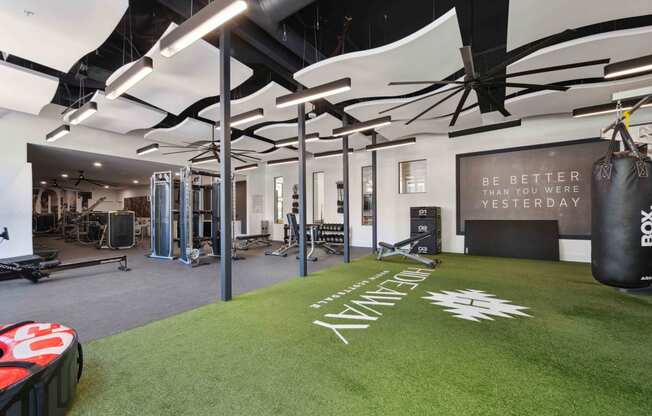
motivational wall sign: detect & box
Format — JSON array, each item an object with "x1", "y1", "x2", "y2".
[{"x1": 456, "y1": 139, "x2": 611, "y2": 239}]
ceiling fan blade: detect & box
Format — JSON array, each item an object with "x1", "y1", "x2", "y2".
[
  {"x1": 485, "y1": 29, "x2": 576, "y2": 78},
  {"x1": 163, "y1": 149, "x2": 204, "y2": 155},
  {"x1": 476, "y1": 88, "x2": 511, "y2": 117},
  {"x1": 500, "y1": 82, "x2": 569, "y2": 92},
  {"x1": 405, "y1": 87, "x2": 464, "y2": 125},
  {"x1": 232, "y1": 154, "x2": 248, "y2": 163},
  {"x1": 74, "y1": 178, "x2": 81, "y2": 186},
  {"x1": 379, "y1": 86, "x2": 467, "y2": 115},
  {"x1": 492, "y1": 58, "x2": 611, "y2": 80},
  {"x1": 388, "y1": 81, "x2": 465, "y2": 86},
  {"x1": 189, "y1": 150, "x2": 210, "y2": 162},
  {"x1": 213, "y1": 149, "x2": 221, "y2": 164},
  {"x1": 449, "y1": 89, "x2": 472, "y2": 127},
  {"x1": 460, "y1": 46, "x2": 476, "y2": 79},
  {"x1": 86, "y1": 179, "x2": 107, "y2": 188}
]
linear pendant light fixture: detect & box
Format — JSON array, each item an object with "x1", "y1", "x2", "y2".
[
  {"x1": 332, "y1": 116, "x2": 392, "y2": 137},
  {"x1": 159, "y1": 0, "x2": 248, "y2": 58},
  {"x1": 572, "y1": 100, "x2": 652, "y2": 118},
  {"x1": 68, "y1": 101, "x2": 98, "y2": 125},
  {"x1": 136, "y1": 143, "x2": 160, "y2": 155},
  {"x1": 45, "y1": 125, "x2": 71, "y2": 142},
  {"x1": 366, "y1": 137, "x2": 416, "y2": 151},
  {"x1": 234, "y1": 163, "x2": 258, "y2": 172},
  {"x1": 215, "y1": 108, "x2": 265, "y2": 129},
  {"x1": 276, "y1": 78, "x2": 351, "y2": 108},
  {"x1": 313, "y1": 148, "x2": 354, "y2": 159},
  {"x1": 275, "y1": 132, "x2": 320, "y2": 147},
  {"x1": 267, "y1": 157, "x2": 299, "y2": 166},
  {"x1": 448, "y1": 119, "x2": 522, "y2": 138},
  {"x1": 106, "y1": 57, "x2": 153, "y2": 99},
  {"x1": 604, "y1": 54, "x2": 652, "y2": 79},
  {"x1": 193, "y1": 155, "x2": 218, "y2": 165}
]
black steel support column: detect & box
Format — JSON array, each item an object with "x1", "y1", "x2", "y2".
[
  {"x1": 342, "y1": 116, "x2": 350, "y2": 263},
  {"x1": 371, "y1": 132, "x2": 378, "y2": 253},
  {"x1": 219, "y1": 27, "x2": 232, "y2": 301},
  {"x1": 297, "y1": 103, "x2": 307, "y2": 277}
]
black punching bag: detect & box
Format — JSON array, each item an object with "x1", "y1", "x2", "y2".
[{"x1": 592, "y1": 122, "x2": 652, "y2": 288}]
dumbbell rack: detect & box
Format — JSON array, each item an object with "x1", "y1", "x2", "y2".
[{"x1": 318, "y1": 223, "x2": 345, "y2": 245}]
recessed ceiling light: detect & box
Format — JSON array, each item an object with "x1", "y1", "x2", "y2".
[
  {"x1": 93, "y1": 162, "x2": 102, "y2": 167},
  {"x1": 61, "y1": 173, "x2": 69, "y2": 178},
  {"x1": 175, "y1": 172, "x2": 180, "y2": 176},
  {"x1": 40, "y1": 180, "x2": 47, "y2": 185},
  {"x1": 104, "y1": 185, "x2": 110, "y2": 189},
  {"x1": 133, "y1": 180, "x2": 139, "y2": 184}
]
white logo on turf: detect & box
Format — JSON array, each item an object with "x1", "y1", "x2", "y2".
[{"x1": 422, "y1": 289, "x2": 531, "y2": 322}]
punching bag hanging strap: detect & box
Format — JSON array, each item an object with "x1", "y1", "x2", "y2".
[{"x1": 616, "y1": 122, "x2": 648, "y2": 178}]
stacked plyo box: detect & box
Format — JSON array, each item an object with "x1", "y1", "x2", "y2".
[{"x1": 409, "y1": 206, "x2": 441, "y2": 255}]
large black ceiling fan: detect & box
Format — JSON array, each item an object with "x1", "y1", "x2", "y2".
[
  {"x1": 159, "y1": 128, "x2": 263, "y2": 165},
  {"x1": 73, "y1": 170, "x2": 110, "y2": 188},
  {"x1": 384, "y1": 30, "x2": 610, "y2": 127}
]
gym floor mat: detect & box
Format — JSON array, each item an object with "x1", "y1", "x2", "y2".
[{"x1": 69, "y1": 254, "x2": 652, "y2": 415}]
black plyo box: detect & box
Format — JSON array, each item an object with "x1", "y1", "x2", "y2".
[{"x1": 409, "y1": 206, "x2": 442, "y2": 255}]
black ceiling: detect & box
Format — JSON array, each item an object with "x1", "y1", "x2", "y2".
[{"x1": 6, "y1": 0, "x2": 652, "y2": 130}]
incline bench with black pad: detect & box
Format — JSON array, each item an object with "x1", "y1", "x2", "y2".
[
  {"x1": 377, "y1": 231, "x2": 439, "y2": 268},
  {"x1": 236, "y1": 233, "x2": 272, "y2": 250}
]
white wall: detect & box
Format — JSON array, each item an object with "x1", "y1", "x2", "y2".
[
  {"x1": 0, "y1": 105, "x2": 189, "y2": 258},
  {"x1": 243, "y1": 114, "x2": 623, "y2": 263}
]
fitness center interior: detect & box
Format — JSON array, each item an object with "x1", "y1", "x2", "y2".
[{"x1": 1, "y1": 1, "x2": 651, "y2": 415}]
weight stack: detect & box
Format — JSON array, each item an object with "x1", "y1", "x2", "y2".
[
  {"x1": 108, "y1": 211, "x2": 136, "y2": 249},
  {"x1": 409, "y1": 207, "x2": 441, "y2": 255}
]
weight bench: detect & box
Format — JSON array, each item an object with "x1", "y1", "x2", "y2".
[
  {"x1": 236, "y1": 233, "x2": 272, "y2": 250},
  {"x1": 377, "y1": 231, "x2": 439, "y2": 268}
]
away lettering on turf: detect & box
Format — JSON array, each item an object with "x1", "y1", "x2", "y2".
[{"x1": 313, "y1": 268, "x2": 433, "y2": 345}]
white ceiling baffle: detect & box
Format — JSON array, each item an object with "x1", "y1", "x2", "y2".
[
  {"x1": 231, "y1": 135, "x2": 275, "y2": 153},
  {"x1": 62, "y1": 91, "x2": 167, "y2": 134},
  {"x1": 144, "y1": 117, "x2": 217, "y2": 146},
  {"x1": 507, "y1": 26, "x2": 652, "y2": 87},
  {"x1": 293, "y1": 8, "x2": 464, "y2": 104},
  {"x1": 507, "y1": 0, "x2": 652, "y2": 51},
  {"x1": 257, "y1": 147, "x2": 298, "y2": 161},
  {"x1": 105, "y1": 23, "x2": 253, "y2": 115},
  {"x1": 0, "y1": 0, "x2": 128, "y2": 72},
  {"x1": 254, "y1": 113, "x2": 370, "y2": 153},
  {"x1": 199, "y1": 81, "x2": 314, "y2": 129},
  {"x1": 505, "y1": 74, "x2": 652, "y2": 119},
  {"x1": 0, "y1": 60, "x2": 58, "y2": 115},
  {"x1": 344, "y1": 86, "x2": 482, "y2": 138}
]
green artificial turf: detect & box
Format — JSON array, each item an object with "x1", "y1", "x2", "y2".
[{"x1": 70, "y1": 254, "x2": 652, "y2": 415}]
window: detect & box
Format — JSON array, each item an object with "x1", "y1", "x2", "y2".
[
  {"x1": 274, "y1": 177, "x2": 284, "y2": 224},
  {"x1": 361, "y1": 166, "x2": 373, "y2": 225},
  {"x1": 313, "y1": 172, "x2": 325, "y2": 223},
  {"x1": 399, "y1": 159, "x2": 427, "y2": 194}
]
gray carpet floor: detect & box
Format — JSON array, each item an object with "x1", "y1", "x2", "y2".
[{"x1": 1, "y1": 237, "x2": 370, "y2": 342}]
